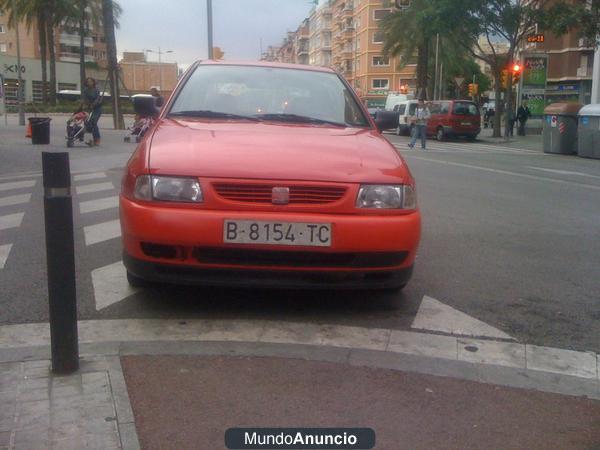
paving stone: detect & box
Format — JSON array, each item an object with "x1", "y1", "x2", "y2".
[
  {"x1": 0, "y1": 430, "x2": 10, "y2": 446},
  {"x1": 13, "y1": 427, "x2": 49, "y2": 449}
]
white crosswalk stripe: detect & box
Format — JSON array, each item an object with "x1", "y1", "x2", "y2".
[
  {"x1": 0, "y1": 193, "x2": 32, "y2": 207},
  {"x1": 394, "y1": 140, "x2": 541, "y2": 155},
  {"x1": 75, "y1": 182, "x2": 115, "y2": 195},
  {"x1": 0, "y1": 213, "x2": 25, "y2": 231},
  {"x1": 0, "y1": 180, "x2": 36, "y2": 192},
  {"x1": 73, "y1": 172, "x2": 108, "y2": 182},
  {"x1": 91, "y1": 261, "x2": 139, "y2": 310},
  {"x1": 0, "y1": 244, "x2": 12, "y2": 269},
  {"x1": 84, "y1": 219, "x2": 121, "y2": 246},
  {"x1": 80, "y1": 196, "x2": 119, "y2": 214}
]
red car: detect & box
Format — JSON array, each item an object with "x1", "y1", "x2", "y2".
[
  {"x1": 427, "y1": 100, "x2": 481, "y2": 141},
  {"x1": 120, "y1": 61, "x2": 421, "y2": 290}
]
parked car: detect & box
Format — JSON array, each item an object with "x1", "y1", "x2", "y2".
[
  {"x1": 120, "y1": 60, "x2": 421, "y2": 291},
  {"x1": 393, "y1": 100, "x2": 419, "y2": 136},
  {"x1": 426, "y1": 100, "x2": 481, "y2": 141}
]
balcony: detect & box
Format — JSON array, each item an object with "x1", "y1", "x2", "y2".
[
  {"x1": 60, "y1": 52, "x2": 96, "y2": 63},
  {"x1": 60, "y1": 33, "x2": 93, "y2": 47},
  {"x1": 297, "y1": 47, "x2": 309, "y2": 56}
]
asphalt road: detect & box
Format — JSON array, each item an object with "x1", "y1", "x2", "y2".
[{"x1": 1, "y1": 116, "x2": 599, "y2": 353}]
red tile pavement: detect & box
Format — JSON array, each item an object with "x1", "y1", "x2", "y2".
[{"x1": 122, "y1": 355, "x2": 600, "y2": 450}]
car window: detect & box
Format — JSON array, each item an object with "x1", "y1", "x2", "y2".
[
  {"x1": 440, "y1": 102, "x2": 450, "y2": 114},
  {"x1": 408, "y1": 103, "x2": 417, "y2": 115},
  {"x1": 429, "y1": 103, "x2": 441, "y2": 114},
  {"x1": 397, "y1": 104, "x2": 406, "y2": 115},
  {"x1": 170, "y1": 65, "x2": 369, "y2": 127},
  {"x1": 453, "y1": 102, "x2": 479, "y2": 116}
]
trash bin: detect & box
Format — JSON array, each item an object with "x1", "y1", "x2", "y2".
[
  {"x1": 29, "y1": 117, "x2": 52, "y2": 145},
  {"x1": 542, "y1": 103, "x2": 582, "y2": 154},
  {"x1": 577, "y1": 104, "x2": 600, "y2": 159}
]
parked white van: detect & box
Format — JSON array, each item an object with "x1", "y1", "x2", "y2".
[
  {"x1": 393, "y1": 100, "x2": 419, "y2": 136},
  {"x1": 384, "y1": 92, "x2": 413, "y2": 111}
]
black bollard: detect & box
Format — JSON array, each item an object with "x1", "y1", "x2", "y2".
[{"x1": 42, "y1": 152, "x2": 79, "y2": 374}]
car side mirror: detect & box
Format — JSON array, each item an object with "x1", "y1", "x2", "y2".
[
  {"x1": 132, "y1": 95, "x2": 160, "y2": 118},
  {"x1": 373, "y1": 110, "x2": 399, "y2": 132}
]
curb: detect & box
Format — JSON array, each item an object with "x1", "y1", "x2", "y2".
[{"x1": 1, "y1": 319, "x2": 598, "y2": 400}]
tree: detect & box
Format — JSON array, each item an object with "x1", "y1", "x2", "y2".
[
  {"x1": 443, "y1": 0, "x2": 600, "y2": 138},
  {"x1": 0, "y1": 0, "x2": 48, "y2": 103},
  {"x1": 380, "y1": 0, "x2": 443, "y2": 99},
  {"x1": 102, "y1": 0, "x2": 124, "y2": 129}
]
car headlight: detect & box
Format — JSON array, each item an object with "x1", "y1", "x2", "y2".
[
  {"x1": 356, "y1": 185, "x2": 416, "y2": 209},
  {"x1": 134, "y1": 175, "x2": 203, "y2": 202}
]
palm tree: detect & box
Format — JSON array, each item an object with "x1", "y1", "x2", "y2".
[{"x1": 0, "y1": 0, "x2": 48, "y2": 103}]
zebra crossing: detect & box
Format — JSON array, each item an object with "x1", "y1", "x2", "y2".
[
  {"x1": 391, "y1": 137, "x2": 542, "y2": 155},
  {"x1": 0, "y1": 178, "x2": 36, "y2": 270},
  {"x1": 72, "y1": 171, "x2": 130, "y2": 311}
]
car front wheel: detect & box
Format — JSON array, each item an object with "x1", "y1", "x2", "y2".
[{"x1": 436, "y1": 127, "x2": 445, "y2": 141}]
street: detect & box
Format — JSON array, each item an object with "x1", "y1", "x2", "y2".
[{"x1": 1, "y1": 116, "x2": 599, "y2": 353}]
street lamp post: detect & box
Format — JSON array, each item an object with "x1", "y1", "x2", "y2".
[
  {"x1": 207, "y1": 0, "x2": 214, "y2": 59},
  {"x1": 146, "y1": 48, "x2": 173, "y2": 91},
  {"x1": 12, "y1": 0, "x2": 25, "y2": 126}
]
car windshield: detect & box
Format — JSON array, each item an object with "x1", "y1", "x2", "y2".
[
  {"x1": 453, "y1": 102, "x2": 479, "y2": 115},
  {"x1": 169, "y1": 65, "x2": 369, "y2": 128}
]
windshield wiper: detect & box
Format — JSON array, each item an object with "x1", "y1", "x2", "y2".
[
  {"x1": 168, "y1": 110, "x2": 259, "y2": 121},
  {"x1": 255, "y1": 113, "x2": 348, "y2": 128}
]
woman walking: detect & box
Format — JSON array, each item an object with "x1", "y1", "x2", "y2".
[{"x1": 82, "y1": 77, "x2": 103, "y2": 147}]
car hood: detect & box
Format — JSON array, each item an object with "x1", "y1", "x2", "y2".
[{"x1": 147, "y1": 118, "x2": 409, "y2": 183}]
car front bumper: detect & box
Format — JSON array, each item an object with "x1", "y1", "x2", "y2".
[{"x1": 120, "y1": 196, "x2": 421, "y2": 288}]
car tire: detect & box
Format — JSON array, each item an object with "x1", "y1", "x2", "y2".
[
  {"x1": 436, "y1": 127, "x2": 445, "y2": 141},
  {"x1": 466, "y1": 134, "x2": 477, "y2": 141},
  {"x1": 66, "y1": 140, "x2": 74, "y2": 148},
  {"x1": 127, "y1": 271, "x2": 149, "y2": 288}
]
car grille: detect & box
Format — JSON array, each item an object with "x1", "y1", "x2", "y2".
[
  {"x1": 212, "y1": 183, "x2": 347, "y2": 205},
  {"x1": 193, "y1": 247, "x2": 408, "y2": 268}
]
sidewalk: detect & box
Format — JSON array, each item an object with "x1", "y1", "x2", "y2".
[
  {"x1": 477, "y1": 127, "x2": 543, "y2": 152},
  {"x1": 1, "y1": 319, "x2": 599, "y2": 449}
]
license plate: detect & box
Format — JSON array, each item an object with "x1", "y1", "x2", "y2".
[
  {"x1": 224, "y1": 220, "x2": 331, "y2": 247},
  {"x1": 461, "y1": 122, "x2": 472, "y2": 126}
]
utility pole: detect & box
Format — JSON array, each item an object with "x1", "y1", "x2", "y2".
[
  {"x1": 102, "y1": 0, "x2": 124, "y2": 129},
  {"x1": 207, "y1": 0, "x2": 214, "y2": 59},
  {"x1": 592, "y1": 45, "x2": 600, "y2": 104},
  {"x1": 12, "y1": 0, "x2": 25, "y2": 126}
]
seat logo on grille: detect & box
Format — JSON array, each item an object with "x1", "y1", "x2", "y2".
[{"x1": 272, "y1": 187, "x2": 290, "y2": 205}]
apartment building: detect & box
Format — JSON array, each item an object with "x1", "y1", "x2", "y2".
[
  {"x1": 270, "y1": 0, "x2": 416, "y2": 108},
  {"x1": 309, "y1": 3, "x2": 332, "y2": 67},
  {"x1": 119, "y1": 52, "x2": 179, "y2": 95},
  {"x1": 0, "y1": 11, "x2": 108, "y2": 67}
]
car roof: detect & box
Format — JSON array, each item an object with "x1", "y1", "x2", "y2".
[{"x1": 196, "y1": 59, "x2": 336, "y2": 74}]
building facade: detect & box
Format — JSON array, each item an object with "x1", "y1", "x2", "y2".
[
  {"x1": 119, "y1": 52, "x2": 179, "y2": 95},
  {"x1": 269, "y1": 0, "x2": 417, "y2": 108}
]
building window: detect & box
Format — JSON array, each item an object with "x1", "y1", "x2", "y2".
[
  {"x1": 0, "y1": 24, "x2": 5, "y2": 33},
  {"x1": 372, "y1": 79, "x2": 389, "y2": 89},
  {"x1": 372, "y1": 56, "x2": 390, "y2": 66},
  {"x1": 373, "y1": 31, "x2": 384, "y2": 44},
  {"x1": 373, "y1": 9, "x2": 391, "y2": 21},
  {"x1": 0, "y1": 43, "x2": 6, "y2": 53}
]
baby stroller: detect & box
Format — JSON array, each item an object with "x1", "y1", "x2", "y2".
[
  {"x1": 66, "y1": 110, "x2": 89, "y2": 147},
  {"x1": 124, "y1": 114, "x2": 155, "y2": 143}
]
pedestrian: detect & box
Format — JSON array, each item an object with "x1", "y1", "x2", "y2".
[
  {"x1": 150, "y1": 87, "x2": 164, "y2": 108},
  {"x1": 408, "y1": 98, "x2": 431, "y2": 150},
  {"x1": 505, "y1": 108, "x2": 515, "y2": 137},
  {"x1": 82, "y1": 77, "x2": 102, "y2": 146},
  {"x1": 516, "y1": 100, "x2": 531, "y2": 136}
]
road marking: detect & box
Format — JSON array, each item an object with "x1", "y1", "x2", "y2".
[
  {"x1": 0, "y1": 193, "x2": 32, "y2": 207},
  {"x1": 0, "y1": 319, "x2": 597, "y2": 383},
  {"x1": 0, "y1": 180, "x2": 36, "y2": 192},
  {"x1": 75, "y1": 182, "x2": 115, "y2": 195},
  {"x1": 84, "y1": 219, "x2": 121, "y2": 245},
  {"x1": 0, "y1": 244, "x2": 12, "y2": 269},
  {"x1": 92, "y1": 261, "x2": 139, "y2": 311},
  {"x1": 0, "y1": 213, "x2": 25, "y2": 231},
  {"x1": 404, "y1": 155, "x2": 600, "y2": 191},
  {"x1": 0, "y1": 172, "x2": 43, "y2": 182},
  {"x1": 412, "y1": 296, "x2": 514, "y2": 340},
  {"x1": 80, "y1": 196, "x2": 119, "y2": 214},
  {"x1": 526, "y1": 166, "x2": 600, "y2": 180},
  {"x1": 73, "y1": 172, "x2": 108, "y2": 182}
]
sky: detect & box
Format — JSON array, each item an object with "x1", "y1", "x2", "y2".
[{"x1": 115, "y1": 0, "x2": 318, "y2": 68}]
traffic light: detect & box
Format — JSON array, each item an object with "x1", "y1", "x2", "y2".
[
  {"x1": 468, "y1": 83, "x2": 478, "y2": 96},
  {"x1": 500, "y1": 69, "x2": 509, "y2": 89},
  {"x1": 511, "y1": 63, "x2": 522, "y2": 85},
  {"x1": 399, "y1": 84, "x2": 408, "y2": 94}
]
